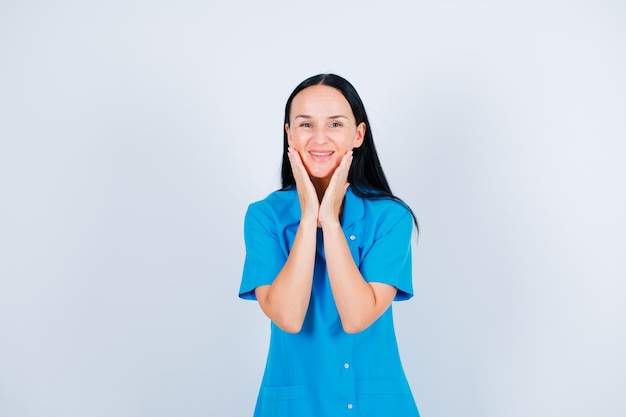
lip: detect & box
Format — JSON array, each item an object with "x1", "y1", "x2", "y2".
[{"x1": 308, "y1": 150, "x2": 335, "y2": 162}]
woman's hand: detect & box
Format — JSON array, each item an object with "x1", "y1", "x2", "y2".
[
  {"x1": 288, "y1": 147, "x2": 319, "y2": 224},
  {"x1": 319, "y1": 150, "x2": 353, "y2": 227}
]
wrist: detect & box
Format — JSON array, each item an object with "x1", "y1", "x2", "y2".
[
  {"x1": 319, "y1": 218, "x2": 342, "y2": 231},
  {"x1": 299, "y1": 215, "x2": 318, "y2": 229}
]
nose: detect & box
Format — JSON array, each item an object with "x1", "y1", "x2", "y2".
[{"x1": 312, "y1": 126, "x2": 330, "y2": 144}]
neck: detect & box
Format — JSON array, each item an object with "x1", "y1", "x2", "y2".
[{"x1": 311, "y1": 177, "x2": 329, "y2": 202}]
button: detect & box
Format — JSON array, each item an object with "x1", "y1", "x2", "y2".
[
  {"x1": 344, "y1": 363, "x2": 350, "y2": 369},
  {"x1": 347, "y1": 403, "x2": 354, "y2": 410},
  {"x1": 349, "y1": 235, "x2": 356, "y2": 241}
]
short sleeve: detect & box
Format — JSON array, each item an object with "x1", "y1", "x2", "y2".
[
  {"x1": 239, "y1": 203, "x2": 288, "y2": 300},
  {"x1": 360, "y1": 208, "x2": 414, "y2": 301}
]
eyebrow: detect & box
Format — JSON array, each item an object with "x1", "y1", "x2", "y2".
[{"x1": 293, "y1": 114, "x2": 349, "y2": 120}]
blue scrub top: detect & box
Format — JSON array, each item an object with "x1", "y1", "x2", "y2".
[{"x1": 240, "y1": 187, "x2": 419, "y2": 417}]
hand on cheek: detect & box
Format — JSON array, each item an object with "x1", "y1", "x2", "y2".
[
  {"x1": 288, "y1": 147, "x2": 319, "y2": 223},
  {"x1": 319, "y1": 150, "x2": 353, "y2": 227}
]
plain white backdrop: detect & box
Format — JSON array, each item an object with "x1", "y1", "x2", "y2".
[{"x1": 1, "y1": 1, "x2": 624, "y2": 416}]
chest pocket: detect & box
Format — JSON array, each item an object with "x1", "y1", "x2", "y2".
[
  {"x1": 258, "y1": 384, "x2": 309, "y2": 417},
  {"x1": 355, "y1": 380, "x2": 420, "y2": 417}
]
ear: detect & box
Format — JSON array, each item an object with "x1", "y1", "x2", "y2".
[
  {"x1": 353, "y1": 122, "x2": 366, "y2": 149},
  {"x1": 285, "y1": 123, "x2": 293, "y2": 147}
]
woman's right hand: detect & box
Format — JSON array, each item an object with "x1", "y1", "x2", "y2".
[{"x1": 288, "y1": 147, "x2": 319, "y2": 224}]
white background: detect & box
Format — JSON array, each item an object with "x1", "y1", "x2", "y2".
[{"x1": 1, "y1": 1, "x2": 625, "y2": 416}]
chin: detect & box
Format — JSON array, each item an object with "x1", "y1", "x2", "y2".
[
  {"x1": 307, "y1": 165, "x2": 337, "y2": 179},
  {"x1": 308, "y1": 171, "x2": 332, "y2": 182}
]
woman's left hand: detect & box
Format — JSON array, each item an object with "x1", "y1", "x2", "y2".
[{"x1": 319, "y1": 150, "x2": 353, "y2": 227}]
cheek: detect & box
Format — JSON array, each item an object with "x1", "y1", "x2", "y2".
[
  {"x1": 289, "y1": 134, "x2": 306, "y2": 149},
  {"x1": 286, "y1": 127, "x2": 298, "y2": 147}
]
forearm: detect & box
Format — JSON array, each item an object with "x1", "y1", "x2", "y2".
[
  {"x1": 256, "y1": 218, "x2": 317, "y2": 333},
  {"x1": 322, "y1": 222, "x2": 395, "y2": 334}
]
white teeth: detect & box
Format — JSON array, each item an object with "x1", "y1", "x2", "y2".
[{"x1": 310, "y1": 151, "x2": 333, "y2": 157}]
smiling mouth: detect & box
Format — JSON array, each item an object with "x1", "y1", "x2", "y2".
[{"x1": 309, "y1": 151, "x2": 334, "y2": 157}]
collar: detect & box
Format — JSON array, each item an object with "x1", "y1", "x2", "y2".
[{"x1": 341, "y1": 186, "x2": 365, "y2": 229}]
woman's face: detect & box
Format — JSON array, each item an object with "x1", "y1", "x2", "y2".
[{"x1": 286, "y1": 85, "x2": 365, "y2": 188}]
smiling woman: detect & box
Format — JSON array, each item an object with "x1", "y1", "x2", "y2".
[
  {"x1": 285, "y1": 85, "x2": 365, "y2": 195},
  {"x1": 239, "y1": 74, "x2": 420, "y2": 417}
]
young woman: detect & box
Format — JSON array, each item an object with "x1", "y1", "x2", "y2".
[{"x1": 239, "y1": 74, "x2": 420, "y2": 417}]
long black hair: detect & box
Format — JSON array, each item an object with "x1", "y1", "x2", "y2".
[{"x1": 281, "y1": 73, "x2": 418, "y2": 229}]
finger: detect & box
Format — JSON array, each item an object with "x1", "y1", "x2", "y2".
[
  {"x1": 336, "y1": 150, "x2": 353, "y2": 174},
  {"x1": 290, "y1": 149, "x2": 311, "y2": 180},
  {"x1": 329, "y1": 151, "x2": 353, "y2": 189},
  {"x1": 288, "y1": 148, "x2": 318, "y2": 206},
  {"x1": 289, "y1": 147, "x2": 305, "y2": 165},
  {"x1": 288, "y1": 148, "x2": 306, "y2": 180}
]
